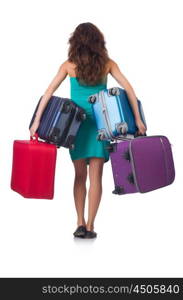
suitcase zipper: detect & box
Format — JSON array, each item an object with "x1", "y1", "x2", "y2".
[
  {"x1": 128, "y1": 140, "x2": 141, "y2": 193},
  {"x1": 159, "y1": 137, "x2": 169, "y2": 185},
  {"x1": 131, "y1": 134, "x2": 170, "y2": 141},
  {"x1": 100, "y1": 90, "x2": 118, "y2": 140}
]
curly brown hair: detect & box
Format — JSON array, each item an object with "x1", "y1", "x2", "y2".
[{"x1": 68, "y1": 22, "x2": 110, "y2": 86}]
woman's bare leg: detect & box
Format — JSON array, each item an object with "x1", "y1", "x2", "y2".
[
  {"x1": 73, "y1": 159, "x2": 87, "y2": 226},
  {"x1": 86, "y1": 157, "x2": 104, "y2": 231}
]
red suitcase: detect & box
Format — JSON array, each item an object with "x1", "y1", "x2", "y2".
[{"x1": 11, "y1": 134, "x2": 57, "y2": 199}]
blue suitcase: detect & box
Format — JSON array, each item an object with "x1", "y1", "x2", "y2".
[
  {"x1": 29, "y1": 95, "x2": 86, "y2": 149},
  {"x1": 88, "y1": 87, "x2": 147, "y2": 140}
]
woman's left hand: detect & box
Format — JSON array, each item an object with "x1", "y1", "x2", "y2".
[{"x1": 135, "y1": 118, "x2": 147, "y2": 135}]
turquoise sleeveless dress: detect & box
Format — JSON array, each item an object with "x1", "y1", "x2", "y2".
[{"x1": 69, "y1": 76, "x2": 110, "y2": 164}]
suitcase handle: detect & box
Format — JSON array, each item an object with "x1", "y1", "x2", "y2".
[
  {"x1": 134, "y1": 131, "x2": 147, "y2": 138},
  {"x1": 30, "y1": 133, "x2": 39, "y2": 142}
]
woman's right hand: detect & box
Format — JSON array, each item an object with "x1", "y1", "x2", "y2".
[
  {"x1": 135, "y1": 118, "x2": 147, "y2": 136},
  {"x1": 30, "y1": 119, "x2": 40, "y2": 137}
]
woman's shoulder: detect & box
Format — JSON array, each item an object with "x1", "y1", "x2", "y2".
[
  {"x1": 106, "y1": 58, "x2": 118, "y2": 71},
  {"x1": 63, "y1": 58, "x2": 118, "y2": 77},
  {"x1": 64, "y1": 60, "x2": 77, "y2": 77}
]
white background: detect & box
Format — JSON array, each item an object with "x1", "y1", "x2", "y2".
[{"x1": 0, "y1": 0, "x2": 182, "y2": 277}]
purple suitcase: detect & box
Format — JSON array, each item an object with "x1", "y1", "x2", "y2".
[{"x1": 109, "y1": 135, "x2": 175, "y2": 195}]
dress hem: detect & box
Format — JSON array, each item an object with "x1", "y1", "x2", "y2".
[{"x1": 71, "y1": 155, "x2": 109, "y2": 164}]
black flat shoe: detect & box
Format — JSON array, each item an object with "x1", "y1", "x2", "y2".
[
  {"x1": 84, "y1": 230, "x2": 97, "y2": 239},
  {"x1": 73, "y1": 225, "x2": 87, "y2": 238}
]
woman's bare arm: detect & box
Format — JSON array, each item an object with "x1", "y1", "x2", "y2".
[
  {"x1": 34, "y1": 61, "x2": 68, "y2": 121},
  {"x1": 109, "y1": 59, "x2": 142, "y2": 121}
]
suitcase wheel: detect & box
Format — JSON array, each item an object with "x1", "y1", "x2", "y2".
[
  {"x1": 88, "y1": 95, "x2": 97, "y2": 104},
  {"x1": 112, "y1": 186, "x2": 125, "y2": 195},
  {"x1": 62, "y1": 101, "x2": 72, "y2": 113},
  {"x1": 81, "y1": 113, "x2": 86, "y2": 121},
  {"x1": 122, "y1": 150, "x2": 131, "y2": 161},
  {"x1": 76, "y1": 112, "x2": 87, "y2": 122},
  {"x1": 50, "y1": 128, "x2": 60, "y2": 143},
  {"x1": 127, "y1": 173, "x2": 135, "y2": 184},
  {"x1": 119, "y1": 126, "x2": 127, "y2": 135},
  {"x1": 108, "y1": 87, "x2": 120, "y2": 96},
  {"x1": 106, "y1": 145, "x2": 114, "y2": 153},
  {"x1": 97, "y1": 132, "x2": 106, "y2": 141},
  {"x1": 117, "y1": 122, "x2": 128, "y2": 135},
  {"x1": 69, "y1": 143, "x2": 75, "y2": 150}
]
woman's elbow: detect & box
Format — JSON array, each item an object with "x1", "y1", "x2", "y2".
[{"x1": 44, "y1": 87, "x2": 54, "y2": 98}]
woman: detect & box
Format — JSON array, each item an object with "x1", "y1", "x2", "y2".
[{"x1": 30, "y1": 22, "x2": 146, "y2": 239}]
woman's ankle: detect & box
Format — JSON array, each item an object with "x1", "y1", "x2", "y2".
[
  {"x1": 86, "y1": 223, "x2": 94, "y2": 231},
  {"x1": 77, "y1": 219, "x2": 86, "y2": 227}
]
